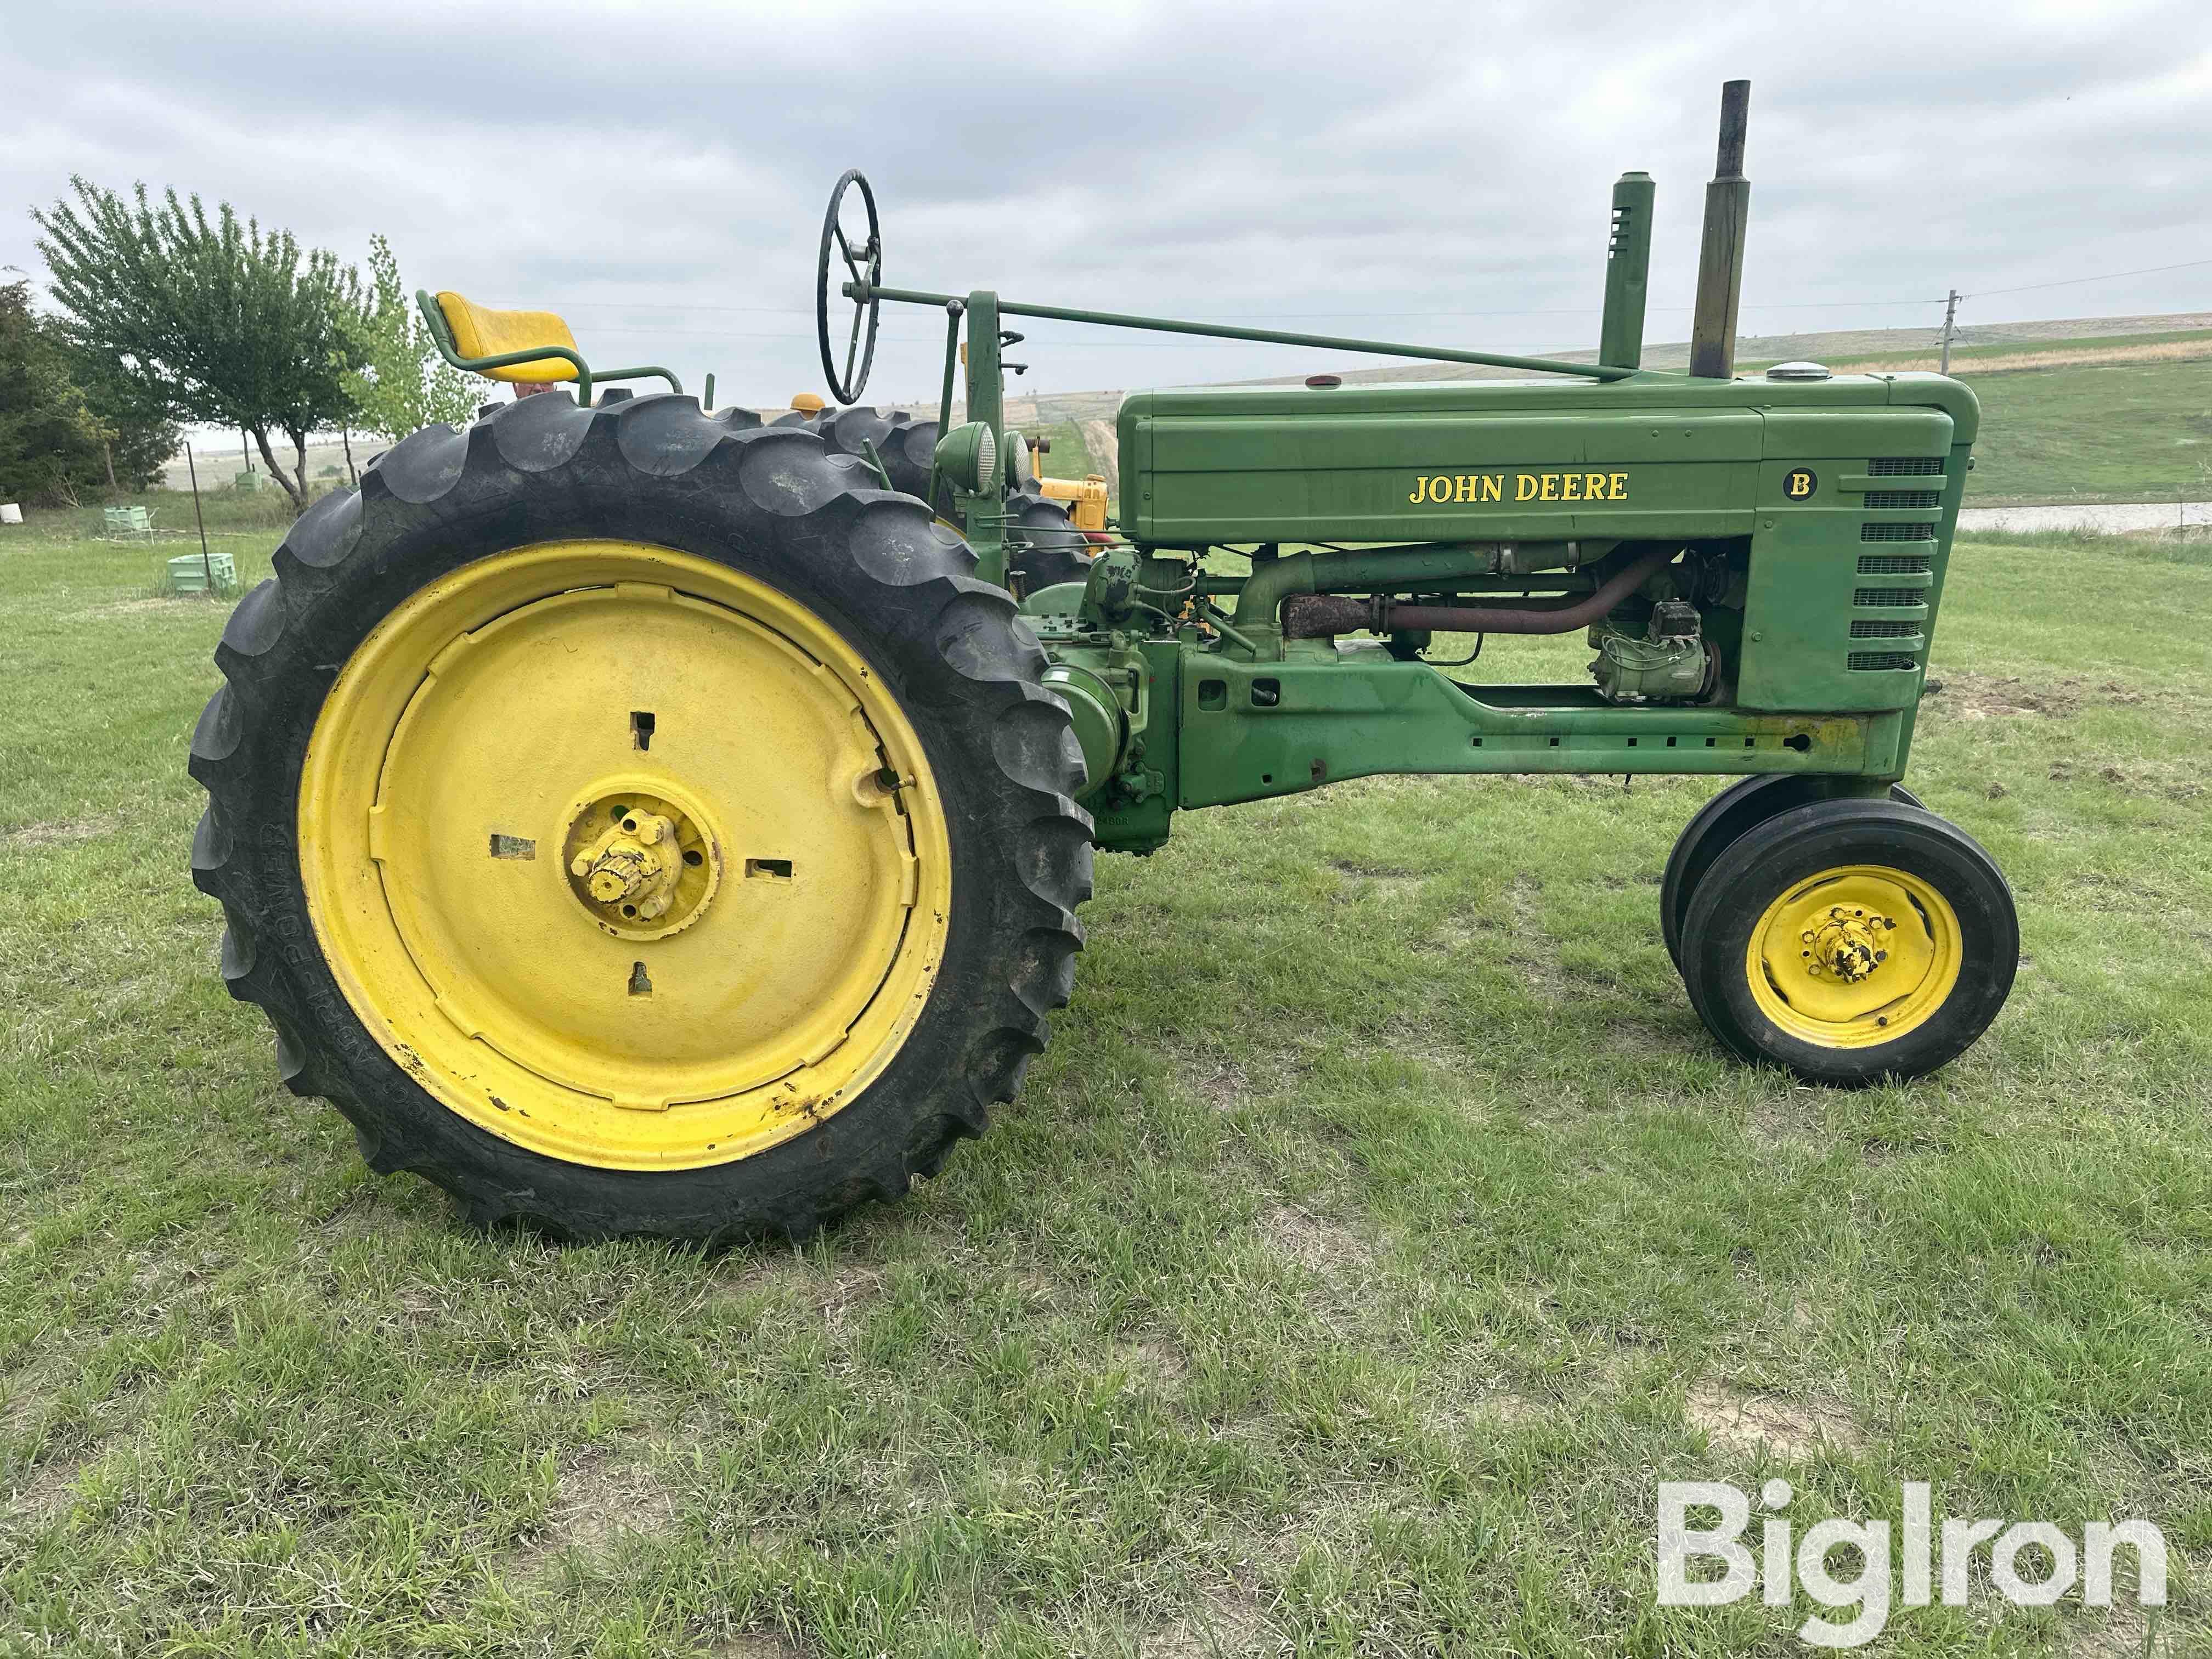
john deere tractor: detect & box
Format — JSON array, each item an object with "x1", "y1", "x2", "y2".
[{"x1": 191, "y1": 82, "x2": 2014, "y2": 1241}]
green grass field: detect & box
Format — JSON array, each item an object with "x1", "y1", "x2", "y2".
[
  {"x1": 1958, "y1": 357, "x2": 2211, "y2": 509},
  {"x1": 3, "y1": 512, "x2": 2210, "y2": 1656}
]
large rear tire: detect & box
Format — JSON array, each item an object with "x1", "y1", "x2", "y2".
[{"x1": 191, "y1": 393, "x2": 1092, "y2": 1242}]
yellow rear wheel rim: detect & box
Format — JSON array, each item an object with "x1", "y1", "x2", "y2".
[
  {"x1": 298, "y1": 540, "x2": 952, "y2": 1171},
  {"x1": 1743, "y1": 864, "x2": 1961, "y2": 1048}
]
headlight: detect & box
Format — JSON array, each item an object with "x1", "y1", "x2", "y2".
[
  {"x1": 1003, "y1": 427, "x2": 1034, "y2": 487},
  {"x1": 933, "y1": 421, "x2": 999, "y2": 494}
]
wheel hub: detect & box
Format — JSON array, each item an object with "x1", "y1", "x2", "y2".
[
  {"x1": 561, "y1": 792, "x2": 718, "y2": 936},
  {"x1": 1801, "y1": 906, "x2": 1893, "y2": 984}
]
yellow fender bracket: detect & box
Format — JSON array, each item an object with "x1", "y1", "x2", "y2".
[{"x1": 435, "y1": 291, "x2": 580, "y2": 383}]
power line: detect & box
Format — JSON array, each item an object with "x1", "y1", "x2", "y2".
[{"x1": 1967, "y1": 255, "x2": 2212, "y2": 300}]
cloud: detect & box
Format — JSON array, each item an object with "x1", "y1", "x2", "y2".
[{"x1": 5, "y1": 0, "x2": 2207, "y2": 408}]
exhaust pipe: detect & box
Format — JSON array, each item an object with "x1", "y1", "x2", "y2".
[{"x1": 1688, "y1": 80, "x2": 1751, "y2": 380}]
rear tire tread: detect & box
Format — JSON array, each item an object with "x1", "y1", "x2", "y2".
[{"x1": 795, "y1": 404, "x2": 1095, "y2": 592}]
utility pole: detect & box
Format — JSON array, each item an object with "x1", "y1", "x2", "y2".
[{"x1": 1939, "y1": 289, "x2": 1961, "y2": 375}]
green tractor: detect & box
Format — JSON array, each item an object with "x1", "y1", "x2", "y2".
[{"x1": 191, "y1": 82, "x2": 2013, "y2": 1241}]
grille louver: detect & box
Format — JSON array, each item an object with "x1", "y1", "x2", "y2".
[{"x1": 1842, "y1": 461, "x2": 1943, "y2": 680}]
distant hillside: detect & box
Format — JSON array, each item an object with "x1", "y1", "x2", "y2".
[{"x1": 998, "y1": 312, "x2": 2212, "y2": 426}]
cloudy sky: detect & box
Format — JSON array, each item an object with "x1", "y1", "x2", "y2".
[{"x1": 4, "y1": 1, "x2": 2208, "y2": 411}]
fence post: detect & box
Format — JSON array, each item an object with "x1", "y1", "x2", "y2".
[{"x1": 185, "y1": 442, "x2": 213, "y2": 591}]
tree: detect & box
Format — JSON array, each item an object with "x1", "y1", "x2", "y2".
[
  {"x1": 341, "y1": 234, "x2": 485, "y2": 443},
  {"x1": 0, "y1": 281, "x2": 179, "y2": 503},
  {"x1": 58, "y1": 331, "x2": 180, "y2": 492},
  {"x1": 0, "y1": 280, "x2": 105, "y2": 504},
  {"x1": 33, "y1": 178, "x2": 364, "y2": 510}
]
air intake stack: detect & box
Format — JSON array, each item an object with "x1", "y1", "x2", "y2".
[
  {"x1": 1688, "y1": 80, "x2": 1751, "y2": 380},
  {"x1": 1598, "y1": 171, "x2": 1655, "y2": 370}
]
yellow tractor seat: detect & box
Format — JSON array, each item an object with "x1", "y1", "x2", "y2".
[{"x1": 433, "y1": 292, "x2": 580, "y2": 384}]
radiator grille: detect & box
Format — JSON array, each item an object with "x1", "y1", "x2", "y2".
[
  {"x1": 1861, "y1": 521, "x2": 1938, "y2": 542},
  {"x1": 1858, "y1": 554, "x2": 1933, "y2": 575},
  {"x1": 1850, "y1": 619, "x2": 1922, "y2": 639},
  {"x1": 1856, "y1": 587, "x2": 1929, "y2": 608},
  {"x1": 1847, "y1": 651, "x2": 1918, "y2": 672},
  {"x1": 1863, "y1": 489, "x2": 1943, "y2": 510},
  {"x1": 1868, "y1": 456, "x2": 1946, "y2": 476}
]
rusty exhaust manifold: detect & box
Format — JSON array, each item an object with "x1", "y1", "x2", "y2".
[{"x1": 1280, "y1": 546, "x2": 1677, "y2": 640}]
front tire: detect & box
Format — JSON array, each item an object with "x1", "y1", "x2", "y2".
[
  {"x1": 1677, "y1": 799, "x2": 2016, "y2": 1085},
  {"x1": 190, "y1": 393, "x2": 1092, "y2": 1241}
]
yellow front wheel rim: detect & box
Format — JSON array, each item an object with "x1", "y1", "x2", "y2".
[
  {"x1": 1743, "y1": 864, "x2": 1961, "y2": 1048},
  {"x1": 298, "y1": 540, "x2": 952, "y2": 1171}
]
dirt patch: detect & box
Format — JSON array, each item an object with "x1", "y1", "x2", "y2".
[
  {"x1": 2045, "y1": 759, "x2": 2205, "y2": 802},
  {"x1": 1258, "y1": 1203, "x2": 1375, "y2": 1278},
  {"x1": 1685, "y1": 1380, "x2": 1863, "y2": 1460},
  {"x1": 0, "y1": 1354, "x2": 71, "y2": 1440},
  {"x1": 0, "y1": 814, "x2": 120, "y2": 849},
  {"x1": 710, "y1": 1251, "x2": 884, "y2": 1324},
  {"x1": 1147, "y1": 1575, "x2": 1268, "y2": 1658},
  {"x1": 1925, "y1": 672, "x2": 2083, "y2": 720},
  {"x1": 1602, "y1": 1017, "x2": 1680, "y2": 1057},
  {"x1": 1502, "y1": 875, "x2": 1567, "y2": 1000},
  {"x1": 525, "y1": 1444, "x2": 676, "y2": 1565},
  {"x1": 1414, "y1": 909, "x2": 1498, "y2": 957},
  {"x1": 704, "y1": 1635, "x2": 809, "y2": 1659},
  {"x1": 1329, "y1": 860, "x2": 1426, "y2": 905},
  {"x1": 1746, "y1": 1088, "x2": 1826, "y2": 1151},
  {"x1": 1442, "y1": 1389, "x2": 1547, "y2": 1429},
  {"x1": 2064, "y1": 1602, "x2": 2155, "y2": 1658},
  {"x1": 4, "y1": 1455, "x2": 84, "y2": 1531},
  {"x1": 1114, "y1": 1338, "x2": 1192, "y2": 1393},
  {"x1": 1926, "y1": 672, "x2": 2192, "y2": 727},
  {"x1": 1192, "y1": 1060, "x2": 1249, "y2": 1112}
]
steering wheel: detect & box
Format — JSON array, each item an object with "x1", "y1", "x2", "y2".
[{"x1": 816, "y1": 170, "x2": 882, "y2": 404}]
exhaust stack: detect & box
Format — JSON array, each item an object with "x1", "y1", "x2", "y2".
[{"x1": 1688, "y1": 80, "x2": 1751, "y2": 380}]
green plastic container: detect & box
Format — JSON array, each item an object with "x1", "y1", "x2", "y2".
[{"x1": 167, "y1": 551, "x2": 236, "y2": 595}]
